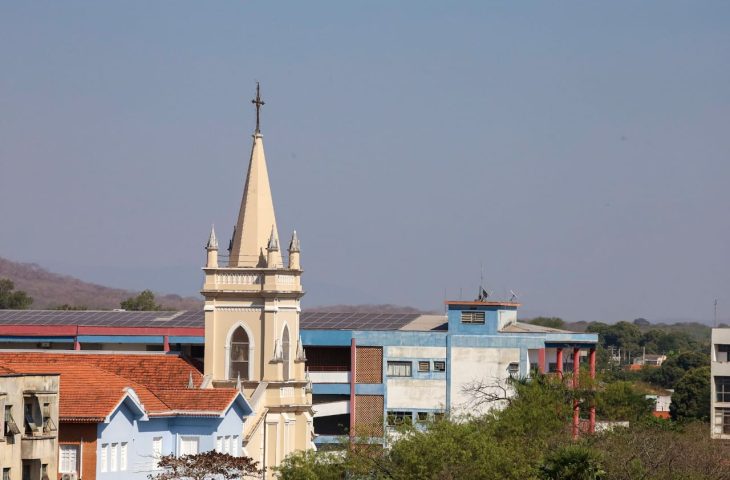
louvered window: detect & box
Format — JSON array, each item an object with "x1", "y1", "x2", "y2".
[
  {"x1": 418, "y1": 361, "x2": 430, "y2": 372},
  {"x1": 461, "y1": 311, "x2": 485, "y2": 324}
]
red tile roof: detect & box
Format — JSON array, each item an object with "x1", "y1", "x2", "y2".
[
  {"x1": 0, "y1": 352, "x2": 239, "y2": 422},
  {"x1": 153, "y1": 389, "x2": 240, "y2": 415},
  {"x1": 0, "y1": 352, "x2": 202, "y2": 389}
]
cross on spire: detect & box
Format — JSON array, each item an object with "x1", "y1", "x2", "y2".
[{"x1": 251, "y1": 82, "x2": 265, "y2": 133}]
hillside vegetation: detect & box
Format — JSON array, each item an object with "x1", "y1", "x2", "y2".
[{"x1": 0, "y1": 257, "x2": 202, "y2": 310}]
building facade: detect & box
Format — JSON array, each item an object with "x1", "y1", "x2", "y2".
[
  {"x1": 711, "y1": 328, "x2": 730, "y2": 439},
  {"x1": 0, "y1": 371, "x2": 59, "y2": 480}
]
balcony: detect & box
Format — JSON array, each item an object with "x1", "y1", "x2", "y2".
[{"x1": 309, "y1": 371, "x2": 351, "y2": 384}]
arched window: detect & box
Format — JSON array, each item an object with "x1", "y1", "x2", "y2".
[
  {"x1": 282, "y1": 325, "x2": 290, "y2": 380},
  {"x1": 230, "y1": 327, "x2": 250, "y2": 380}
]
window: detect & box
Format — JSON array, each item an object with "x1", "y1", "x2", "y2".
[
  {"x1": 215, "y1": 436, "x2": 223, "y2": 453},
  {"x1": 230, "y1": 327, "x2": 250, "y2": 380},
  {"x1": 231, "y1": 435, "x2": 239, "y2": 457},
  {"x1": 110, "y1": 443, "x2": 118, "y2": 472},
  {"x1": 5, "y1": 406, "x2": 19, "y2": 437},
  {"x1": 23, "y1": 397, "x2": 40, "y2": 435},
  {"x1": 416, "y1": 412, "x2": 429, "y2": 423},
  {"x1": 418, "y1": 361, "x2": 430, "y2": 372},
  {"x1": 461, "y1": 311, "x2": 485, "y2": 324},
  {"x1": 282, "y1": 325, "x2": 290, "y2": 380},
  {"x1": 717, "y1": 377, "x2": 730, "y2": 403},
  {"x1": 100, "y1": 444, "x2": 108, "y2": 472},
  {"x1": 42, "y1": 402, "x2": 56, "y2": 433},
  {"x1": 59, "y1": 445, "x2": 78, "y2": 474},
  {"x1": 120, "y1": 442, "x2": 128, "y2": 471},
  {"x1": 180, "y1": 436, "x2": 199, "y2": 456},
  {"x1": 433, "y1": 361, "x2": 446, "y2": 372},
  {"x1": 723, "y1": 408, "x2": 730, "y2": 435},
  {"x1": 387, "y1": 411, "x2": 412, "y2": 426},
  {"x1": 224, "y1": 435, "x2": 231, "y2": 454},
  {"x1": 152, "y1": 437, "x2": 163, "y2": 468},
  {"x1": 507, "y1": 362, "x2": 520, "y2": 376},
  {"x1": 387, "y1": 361, "x2": 412, "y2": 377},
  {"x1": 2, "y1": 468, "x2": 9, "y2": 480}
]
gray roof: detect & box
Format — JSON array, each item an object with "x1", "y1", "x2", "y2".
[
  {"x1": 0, "y1": 310, "x2": 443, "y2": 332},
  {"x1": 300, "y1": 312, "x2": 427, "y2": 331},
  {"x1": 0, "y1": 310, "x2": 203, "y2": 328}
]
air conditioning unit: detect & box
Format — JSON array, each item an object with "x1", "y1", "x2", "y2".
[
  {"x1": 70, "y1": 473, "x2": 78, "y2": 480},
  {"x1": 61, "y1": 474, "x2": 71, "y2": 480}
]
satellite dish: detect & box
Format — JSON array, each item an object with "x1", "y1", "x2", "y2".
[{"x1": 509, "y1": 290, "x2": 519, "y2": 302}]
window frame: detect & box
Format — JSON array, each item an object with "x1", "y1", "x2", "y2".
[
  {"x1": 59, "y1": 444, "x2": 79, "y2": 474},
  {"x1": 386, "y1": 361, "x2": 412, "y2": 378},
  {"x1": 717, "y1": 377, "x2": 730, "y2": 403},
  {"x1": 461, "y1": 311, "x2": 486, "y2": 324},
  {"x1": 433, "y1": 361, "x2": 446, "y2": 372},
  {"x1": 417, "y1": 361, "x2": 430, "y2": 373}
]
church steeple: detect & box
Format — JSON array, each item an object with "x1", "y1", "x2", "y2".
[{"x1": 228, "y1": 84, "x2": 279, "y2": 267}]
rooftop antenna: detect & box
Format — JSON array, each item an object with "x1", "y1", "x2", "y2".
[
  {"x1": 509, "y1": 290, "x2": 519, "y2": 302},
  {"x1": 715, "y1": 299, "x2": 718, "y2": 328},
  {"x1": 477, "y1": 262, "x2": 489, "y2": 302}
]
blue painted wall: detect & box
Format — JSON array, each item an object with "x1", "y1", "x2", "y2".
[{"x1": 96, "y1": 397, "x2": 248, "y2": 480}]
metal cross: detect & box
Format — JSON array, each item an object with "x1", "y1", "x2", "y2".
[{"x1": 251, "y1": 82, "x2": 265, "y2": 133}]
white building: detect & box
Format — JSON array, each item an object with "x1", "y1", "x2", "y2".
[{"x1": 711, "y1": 328, "x2": 730, "y2": 439}]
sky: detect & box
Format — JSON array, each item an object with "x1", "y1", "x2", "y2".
[{"x1": 1, "y1": 1, "x2": 729, "y2": 323}]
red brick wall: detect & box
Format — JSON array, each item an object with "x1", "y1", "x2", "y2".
[
  {"x1": 355, "y1": 347, "x2": 382, "y2": 383},
  {"x1": 355, "y1": 395, "x2": 384, "y2": 436},
  {"x1": 58, "y1": 422, "x2": 97, "y2": 480}
]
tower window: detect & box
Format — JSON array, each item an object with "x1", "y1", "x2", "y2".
[
  {"x1": 282, "y1": 325, "x2": 290, "y2": 380},
  {"x1": 230, "y1": 327, "x2": 250, "y2": 380}
]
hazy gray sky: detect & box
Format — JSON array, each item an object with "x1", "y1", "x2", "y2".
[{"x1": 1, "y1": 1, "x2": 728, "y2": 322}]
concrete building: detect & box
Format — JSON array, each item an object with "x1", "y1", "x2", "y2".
[
  {"x1": 303, "y1": 301, "x2": 598, "y2": 446},
  {"x1": 711, "y1": 328, "x2": 730, "y2": 439},
  {"x1": 0, "y1": 369, "x2": 59, "y2": 480}
]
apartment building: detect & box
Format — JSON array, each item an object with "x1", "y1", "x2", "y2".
[
  {"x1": 711, "y1": 328, "x2": 730, "y2": 439},
  {"x1": 0, "y1": 370, "x2": 59, "y2": 480}
]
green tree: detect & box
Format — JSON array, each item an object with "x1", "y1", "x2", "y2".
[
  {"x1": 121, "y1": 289, "x2": 162, "y2": 311},
  {"x1": 540, "y1": 444, "x2": 605, "y2": 480},
  {"x1": 595, "y1": 381, "x2": 654, "y2": 422},
  {"x1": 274, "y1": 450, "x2": 348, "y2": 480},
  {"x1": 529, "y1": 317, "x2": 566, "y2": 329},
  {"x1": 0, "y1": 278, "x2": 33, "y2": 309},
  {"x1": 644, "y1": 351, "x2": 708, "y2": 389},
  {"x1": 53, "y1": 304, "x2": 88, "y2": 311},
  {"x1": 670, "y1": 366, "x2": 711, "y2": 421}
]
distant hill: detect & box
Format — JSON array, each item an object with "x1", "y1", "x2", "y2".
[{"x1": 0, "y1": 257, "x2": 202, "y2": 311}]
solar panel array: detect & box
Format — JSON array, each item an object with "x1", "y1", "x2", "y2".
[
  {"x1": 0, "y1": 310, "x2": 204, "y2": 328},
  {"x1": 299, "y1": 312, "x2": 421, "y2": 331},
  {"x1": 0, "y1": 310, "x2": 421, "y2": 331}
]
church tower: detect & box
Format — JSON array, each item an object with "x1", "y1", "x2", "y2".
[{"x1": 202, "y1": 84, "x2": 313, "y2": 477}]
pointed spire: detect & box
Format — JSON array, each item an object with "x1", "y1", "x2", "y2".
[
  {"x1": 228, "y1": 85, "x2": 279, "y2": 267},
  {"x1": 267, "y1": 225, "x2": 280, "y2": 251},
  {"x1": 236, "y1": 373, "x2": 242, "y2": 391},
  {"x1": 206, "y1": 225, "x2": 218, "y2": 250},
  {"x1": 296, "y1": 335, "x2": 307, "y2": 362},
  {"x1": 288, "y1": 230, "x2": 300, "y2": 253},
  {"x1": 187, "y1": 372, "x2": 194, "y2": 389}
]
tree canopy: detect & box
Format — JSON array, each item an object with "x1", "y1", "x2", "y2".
[
  {"x1": 670, "y1": 366, "x2": 711, "y2": 421},
  {"x1": 148, "y1": 451, "x2": 259, "y2": 480},
  {"x1": 0, "y1": 278, "x2": 33, "y2": 309},
  {"x1": 121, "y1": 289, "x2": 162, "y2": 311}
]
